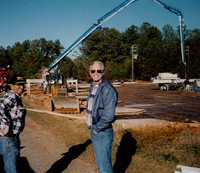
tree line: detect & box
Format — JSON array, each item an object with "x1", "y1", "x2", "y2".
[{"x1": 0, "y1": 22, "x2": 199, "y2": 82}]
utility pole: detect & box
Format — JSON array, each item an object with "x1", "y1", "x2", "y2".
[{"x1": 131, "y1": 45, "x2": 138, "y2": 82}]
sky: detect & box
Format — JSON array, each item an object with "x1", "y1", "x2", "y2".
[{"x1": 1, "y1": 0, "x2": 200, "y2": 59}]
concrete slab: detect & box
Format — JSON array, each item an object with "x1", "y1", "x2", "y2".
[
  {"x1": 125, "y1": 104, "x2": 155, "y2": 107},
  {"x1": 115, "y1": 107, "x2": 145, "y2": 115},
  {"x1": 115, "y1": 118, "x2": 174, "y2": 128}
]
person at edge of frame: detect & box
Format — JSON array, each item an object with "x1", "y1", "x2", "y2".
[
  {"x1": 85, "y1": 61, "x2": 118, "y2": 173},
  {"x1": 0, "y1": 75, "x2": 27, "y2": 173}
]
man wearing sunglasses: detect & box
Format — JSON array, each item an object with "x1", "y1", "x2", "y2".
[
  {"x1": 0, "y1": 75, "x2": 26, "y2": 173},
  {"x1": 86, "y1": 61, "x2": 118, "y2": 173}
]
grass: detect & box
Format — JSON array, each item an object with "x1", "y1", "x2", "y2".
[{"x1": 23, "y1": 98, "x2": 200, "y2": 173}]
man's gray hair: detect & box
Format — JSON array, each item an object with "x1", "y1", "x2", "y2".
[{"x1": 89, "y1": 61, "x2": 105, "y2": 72}]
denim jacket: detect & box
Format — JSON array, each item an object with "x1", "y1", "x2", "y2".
[{"x1": 87, "y1": 77, "x2": 118, "y2": 133}]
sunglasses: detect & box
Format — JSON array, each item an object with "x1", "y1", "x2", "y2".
[{"x1": 90, "y1": 69, "x2": 103, "y2": 74}]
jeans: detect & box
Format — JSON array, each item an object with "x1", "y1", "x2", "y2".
[
  {"x1": 0, "y1": 136, "x2": 20, "y2": 173},
  {"x1": 90, "y1": 127, "x2": 114, "y2": 173}
]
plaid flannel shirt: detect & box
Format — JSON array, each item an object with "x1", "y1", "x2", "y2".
[
  {"x1": 0, "y1": 90, "x2": 26, "y2": 135},
  {"x1": 85, "y1": 82, "x2": 100, "y2": 127}
]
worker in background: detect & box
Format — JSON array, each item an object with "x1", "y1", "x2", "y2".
[
  {"x1": 86, "y1": 61, "x2": 118, "y2": 173},
  {"x1": 184, "y1": 78, "x2": 190, "y2": 91},
  {"x1": 0, "y1": 75, "x2": 26, "y2": 173},
  {"x1": 192, "y1": 79, "x2": 197, "y2": 91}
]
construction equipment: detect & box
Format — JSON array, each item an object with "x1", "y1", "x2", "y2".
[
  {"x1": 151, "y1": 72, "x2": 197, "y2": 91},
  {"x1": 48, "y1": 0, "x2": 185, "y2": 73},
  {"x1": 152, "y1": 0, "x2": 185, "y2": 65},
  {"x1": 47, "y1": 72, "x2": 79, "y2": 113},
  {"x1": 0, "y1": 66, "x2": 11, "y2": 95},
  {"x1": 42, "y1": 0, "x2": 185, "y2": 112},
  {"x1": 151, "y1": 72, "x2": 185, "y2": 91}
]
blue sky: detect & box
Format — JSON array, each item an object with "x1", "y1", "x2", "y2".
[{"x1": 1, "y1": 0, "x2": 199, "y2": 59}]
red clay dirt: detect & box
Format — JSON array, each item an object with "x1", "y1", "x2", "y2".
[
  {"x1": 18, "y1": 82, "x2": 200, "y2": 173},
  {"x1": 115, "y1": 83, "x2": 200, "y2": 123},
  {"x1": 24, "y1": 82, "x2": 200, "y2": 124}
]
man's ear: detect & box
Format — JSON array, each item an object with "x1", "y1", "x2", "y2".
[{"x1": 10, "y1": 84, "x2": 13, "y2": 90}]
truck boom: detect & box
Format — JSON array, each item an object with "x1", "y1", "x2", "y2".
[
  {"x1": 49, "y1": 0, "x2": 185, "y2": 71},
  {"x1": 49, "y1": 0, "x2": 138, "y2": 71},
  {"x1": 153, "y1": 0, "x2": 185, "y2": 65}
]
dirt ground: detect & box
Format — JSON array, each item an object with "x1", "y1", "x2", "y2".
[
  {"x1": 25, "y1": 82, "x2": 200, "y2": 124},
  {"x1": 19, "y1": 116, "x2": 96, "y2": 173},
  {"x1": 116, "y1": 83, "x2": 200, "y2": 123},
  {"x1": 8, "y1": 82, "x2": 198, "y2": 173}
]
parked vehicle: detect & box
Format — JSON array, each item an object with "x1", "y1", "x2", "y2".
[
  {"x1": 151, "y1": 73, "x2": 199, "y2": 91},
  {"x1": 0, "y1": 66, "x2": 11, "y2": 94},
  {"x1": 151, "y1": 73, "x2": 185, "y2": 91}
]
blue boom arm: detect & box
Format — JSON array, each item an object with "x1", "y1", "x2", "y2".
[
  {"x1": 49, "y1": 0, "x2": 138, "y2": 71},
  {"x1": 153, "y1": 0, "x2": 185, "y2": 65},
  {"x1": 49, "y1": 0, "x2": 185, "y2": 71}
]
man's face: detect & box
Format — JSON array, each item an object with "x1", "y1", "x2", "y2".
[
  {"x1": 90, "y1": 63, "x2": 104, "y2": 85},
  {"x1": 10, "y1": 84, "x2": 25, "y2": 96}
]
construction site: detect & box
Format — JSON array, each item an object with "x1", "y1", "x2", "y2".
[
  {"x1": 24, "y1": 80, "x2": 200, "y2": 123},
  {"x1": 0, "y1": 0, "x2": 199, "y2": 172},
  {"x1": 20, "y1": 80, "x2": 200, "y2": 172}
]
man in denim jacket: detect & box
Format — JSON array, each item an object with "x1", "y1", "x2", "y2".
[
  {"x1": 0, "y1": 75, "x2": 26, "y2": 173},
  {"x1": 86, "y1": 61, "x2": 118, "y2": 173}
]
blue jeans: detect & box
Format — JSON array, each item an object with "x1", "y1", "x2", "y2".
[
  {"x1": 0, "y1": 136, "x2": 20, "y2": 173},
  {"x1": 90, "y1": 127, "x2": 114, "y2": 173}
]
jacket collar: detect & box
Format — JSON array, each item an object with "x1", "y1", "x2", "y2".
[{"x1": 91, "y1": 77, "x2": 105, "y2": 87}]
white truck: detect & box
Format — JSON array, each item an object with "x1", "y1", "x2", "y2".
[{"x1": 151, "y1": 73, "x2": 185, "y2": 91}]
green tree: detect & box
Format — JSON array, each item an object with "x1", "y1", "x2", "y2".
[
  {"x1": 80, "y1": 27, "x2": 128, "y2": 80},
  {"x1": 11, "y1": 42, "x2": 27, "y2": 76},
  {"x1": 121, "y1": 25, "x2": 140, "y2": 79},
  {"x1": 0, "y1": 47, "x2": 9, "y2": 67},
  {"x1": 81, "y1": 27, "x2": 125, "y2": 63},
  {"x1": 185, "y1": 28, "x2": 200, "y2": 78},
  {"x1": 57, "y1": 57, "x2": 74, "y2": 78},
  {"x1": 4, "y1": 38, "x2": 64, "y2": 79},
  {"x1": 137, "y1": 23, "x2": 165, "y2": 80},
  {"x1": 72, "y1": 54, "x2": 91, "y2": 82},
  {"x1": 162, "y1": 24, "x2": 181, "y2": 73},
  {"x1": 21, "y1": 48, "x2": 45, "y2": 78}
]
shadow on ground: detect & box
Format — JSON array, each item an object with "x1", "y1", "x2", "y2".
[
  {"x1": 45, "y1": 139, "x2": 92, "y2": 173},
  {"x1": 113, "y1": 131, "x2": 137, "y2": 173},
  {"x1": 0, "y1": 155, "x2": 34, "y2": 173},
  {"x1": 0, "y1": 155, "x2": 4, "y2": 173}
]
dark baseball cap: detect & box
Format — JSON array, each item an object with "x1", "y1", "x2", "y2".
[{"x1": 10, "y1": 75, "x2": 26, "y2": 85}]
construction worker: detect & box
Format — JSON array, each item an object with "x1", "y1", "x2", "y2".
[{"x1": 0, "y1": 75, "x2": 26, "y2": 173}]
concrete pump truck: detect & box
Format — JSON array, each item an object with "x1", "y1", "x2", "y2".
[{"x1": 41, "y1": 0, "x2": 185, "y2": 112}]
